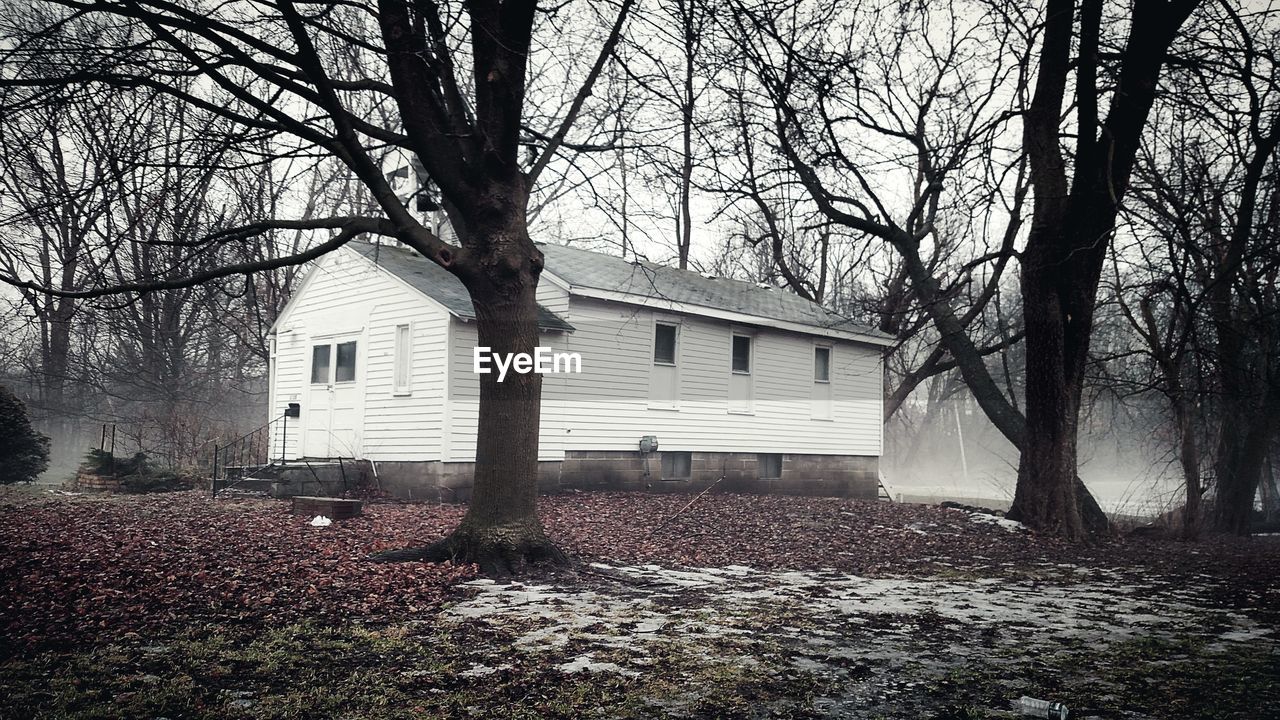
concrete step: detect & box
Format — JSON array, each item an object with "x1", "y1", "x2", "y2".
[
  {"x1": 268, "y1": 460, "x2": 373, "y2": 498},
  {"x1": 228, "y1": 478, "x2": 275, "y2": 493}
]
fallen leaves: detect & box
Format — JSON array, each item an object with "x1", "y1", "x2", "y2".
[
  {"x1": 0, "y1": 492, "x2": 475, "y2": 652},
  {"x1": 1, "y1": 488, "x2": 1276, "y2": 656}
]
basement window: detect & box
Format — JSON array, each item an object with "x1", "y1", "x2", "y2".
[
  {"x1": 758, "y1": 453, "x2": 782, "y2": 479},
  {"x1": 661, "y1": 451, "x2": 691, "y2": 480}
]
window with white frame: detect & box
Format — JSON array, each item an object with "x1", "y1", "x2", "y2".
[
  {"x1": 728, "y1": 331, "x2": 754, "y2": 413},
  {"x1": 812, "y1": 344, "x2": 833, "y2": 419},
  {"x1": 335, "y1": 341, "x2": 358, "y2": 382},
  {"x1": 649, "y1": 320, "x2": 680, "y2": 408},
  {"x1": 393, "y1": 324, "x2": 413, "y2": 394},
  {"x1": 310, "y1": 344, "x2": 331, "y2": 384},
  {"x1": 814, "y1": 346, "x2": 831, "y2": 382},
  {"x1": 654, "y1": 322, "x2": 678, "y2": 365},
  {"x1": 731, "y1": 334, "x2": 752, "y2": 373},
  {"x1": 311, "y1": 339, "x2": 358, "y2": 385}
]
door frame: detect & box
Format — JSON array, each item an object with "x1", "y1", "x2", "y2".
[{"x1": 302, "y1": 330, "x2": 366, "y2": 458}]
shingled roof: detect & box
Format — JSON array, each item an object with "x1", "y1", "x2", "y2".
[
  {"x1": 347, "y1": 241, "x2": 574, "y2": 332},
  {"x1": 348, "y1": 239, "x2": 887, "y2": 342},
  {"x1": 537, "y1": 243, "x2": 885, "y2": 340}
]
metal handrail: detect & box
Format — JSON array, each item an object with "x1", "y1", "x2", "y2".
[{"x1": 212, "y1": 412, "x2": 290, "y2": 497}]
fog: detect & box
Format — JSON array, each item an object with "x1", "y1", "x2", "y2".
[{"x1": 884, "y1": 392, "x2": 1185, "y2": 520}]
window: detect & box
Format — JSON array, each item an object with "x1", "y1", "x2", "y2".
[
  {"x1": 661, "y1": 451, "x2": 692, "y2": 480},
  {"x1": 393, "y1": 324, "x2": 412, "y2": 394},
  {"x1": 335, "y1": 341, "x2": 358, "y2": 382},
  {"x1": 758, "y1": 453, "x2": 782, "y2": 479},
  {"x1": 649, "y1": 320, "x2": 680, "y2": 408},
  {"x1": 728, "y1": 332, "x2": 754, "y2": 413},
  {"x1": 812, "y1": 344, "x2": 833, "y2": 419},
  {"x1": 310, "y1": 345, "x2": 331, "y2": 384},
  {"x1": 654, "y1": 323, "x2": 678, "y2": 365},
  {"x1": 814, "y1": 346, "x2": 831, "y2": 382},
  {"x1": 731, "y1": 334, "x2": 751, "y2": 373}
]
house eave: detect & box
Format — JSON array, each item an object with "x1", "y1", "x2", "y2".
[{"x1": 565, "y1": 286, "x2": 895, "y2": 347}]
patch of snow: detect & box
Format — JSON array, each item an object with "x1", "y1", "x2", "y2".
[
  {"x1": 309, "y1": 515, "x2": 332, "y2": 527},
  {"x1": 969, "y1": 512, "x2": 1027, "y2": 532},
  {"x1": 459, "y1": 663, "x2": 511, "y2": 677},
  {"x1": 557, "y1": 653, "x2": 640, "y2": 677},
  {"x1": 1214, "y1": 624, "x2": 1272, "y2": 644},
  {"x1": 444, "y1": 560, "x2": 1266, "y2": 711}
]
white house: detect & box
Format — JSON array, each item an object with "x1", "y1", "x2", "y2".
[{"x1": 267, "y1": 240, "x2": 891, "y2": 500}]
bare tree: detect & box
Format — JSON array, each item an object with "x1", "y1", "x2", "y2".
[
  {"x1": 0, "y1": 68, "x2": 314, "y2": 471},
  {"x1": 1, "y1": 0, "x2": 635, "y2": 570},
  {"x1": 720, "y1": 0, "x2": 1117, "y2": 532},
  {"x1": 1114, "y1": 3, "x2": 1280, "y2": 535},
  {"x1": 611, "y1": 0, "x2": 716, "y2": 268}
]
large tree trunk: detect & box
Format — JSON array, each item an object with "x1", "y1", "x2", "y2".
[
  {"x1": 436, "y1": 278, "x2": 565, "y2": 572},
  {"x1": 894, "y1": 235, "x2": 1110, "y2": 535},
  {"x1": 1007, "y1": 236, "x2": 1089, "y2": 540},
  {"x1": 1005, "y1": 0, "x2": 1196, "y2": 539},
  {"x1": 373, "y1": 217, "x2": 566, "y2": 574}
]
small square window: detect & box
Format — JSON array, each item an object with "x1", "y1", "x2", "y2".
[
  {"x1": 654, "y1": 323, "x2": 677, "y2": 365},
  {"x1": 758, "y1": 453, "x2": 782, "y2": 479},
  {"x1": 661, "y1": 451, "x2": 691, "y2": 480},
  {"x1": 335, "y1": 341, "x2": 357, "y2": 382},
  {"x1": 814, "y1": 346, "x2": 831, "y2": 383},
  {"x1": 731, "y1": 335, "x2": 751, "y2": 373},
  {"x1": 310, "y1": 345, "x2": 331, "y2": 384}
]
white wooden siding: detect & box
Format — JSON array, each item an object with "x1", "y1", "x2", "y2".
[
  {"x1": 542, "y1": 297, "x2": 882, "y2": 455},
  {"x1": 269, "y1": 249, "x2": 451, "y2": 460},
  {"x1": 535, "y1": 275, "x2": 570, "y2": 319},
  {"x1": 273, "y1": 253, "x2": 883, "y2": 463},
  {"x1": 445, "y1": 320, "x2": 568, "y2": 462}
]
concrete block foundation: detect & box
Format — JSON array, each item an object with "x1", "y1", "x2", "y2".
[{"x1": 365, "y1": 451, "x2": 879, "y2": 502}]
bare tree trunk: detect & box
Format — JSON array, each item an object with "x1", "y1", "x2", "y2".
[
  {"x1": 1176, "y1": 400, "x2": 1202, "y2": 539},
  {"x1": 1213, "y1": 382, "x2": 1280, "y2": 534},
  {"x1": 1006, "y1": 0, "x2": 1197, "y2": 538},
  {"x1": 374, "y1": 216, "x2": 564, "y2": 573},
  {"x1": 1011, "y1": 244, "x2": 1088, "y2": 539},
  {"x1": 444, "y1": 267, "x2": 564, "y2": 572}
]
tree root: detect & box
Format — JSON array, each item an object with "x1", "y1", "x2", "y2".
[{"x1": 369, "y1": 522, "x2": 569, "y2": 576}]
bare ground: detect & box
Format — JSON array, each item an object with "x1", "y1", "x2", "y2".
[{"x1": 0, "y1": 487, "x2": 1276, "y2": 719}]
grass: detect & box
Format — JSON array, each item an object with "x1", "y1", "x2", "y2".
[
  {"x1": 915, "y1": 631, "x2": 1280, "y2": 720},
  {"x1": 0, "y1": 618, "x2": 831, "y2": 720}
]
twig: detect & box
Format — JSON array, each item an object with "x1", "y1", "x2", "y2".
[{"x1": 646, "y1": 475, "x2": 725, "y2": 539}]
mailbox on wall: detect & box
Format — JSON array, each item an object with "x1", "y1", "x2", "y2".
[{"x1": 285, "y1": 403, "x2": 301, "y2": 418}]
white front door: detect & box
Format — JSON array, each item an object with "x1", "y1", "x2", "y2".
[{"x1": 304, "y1": 337, "x2": 362, "y2": 457}]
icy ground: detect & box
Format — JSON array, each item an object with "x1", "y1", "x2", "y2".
[{"x1": 442, "y1": 563, "x2": 1274, "y2": 719}]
